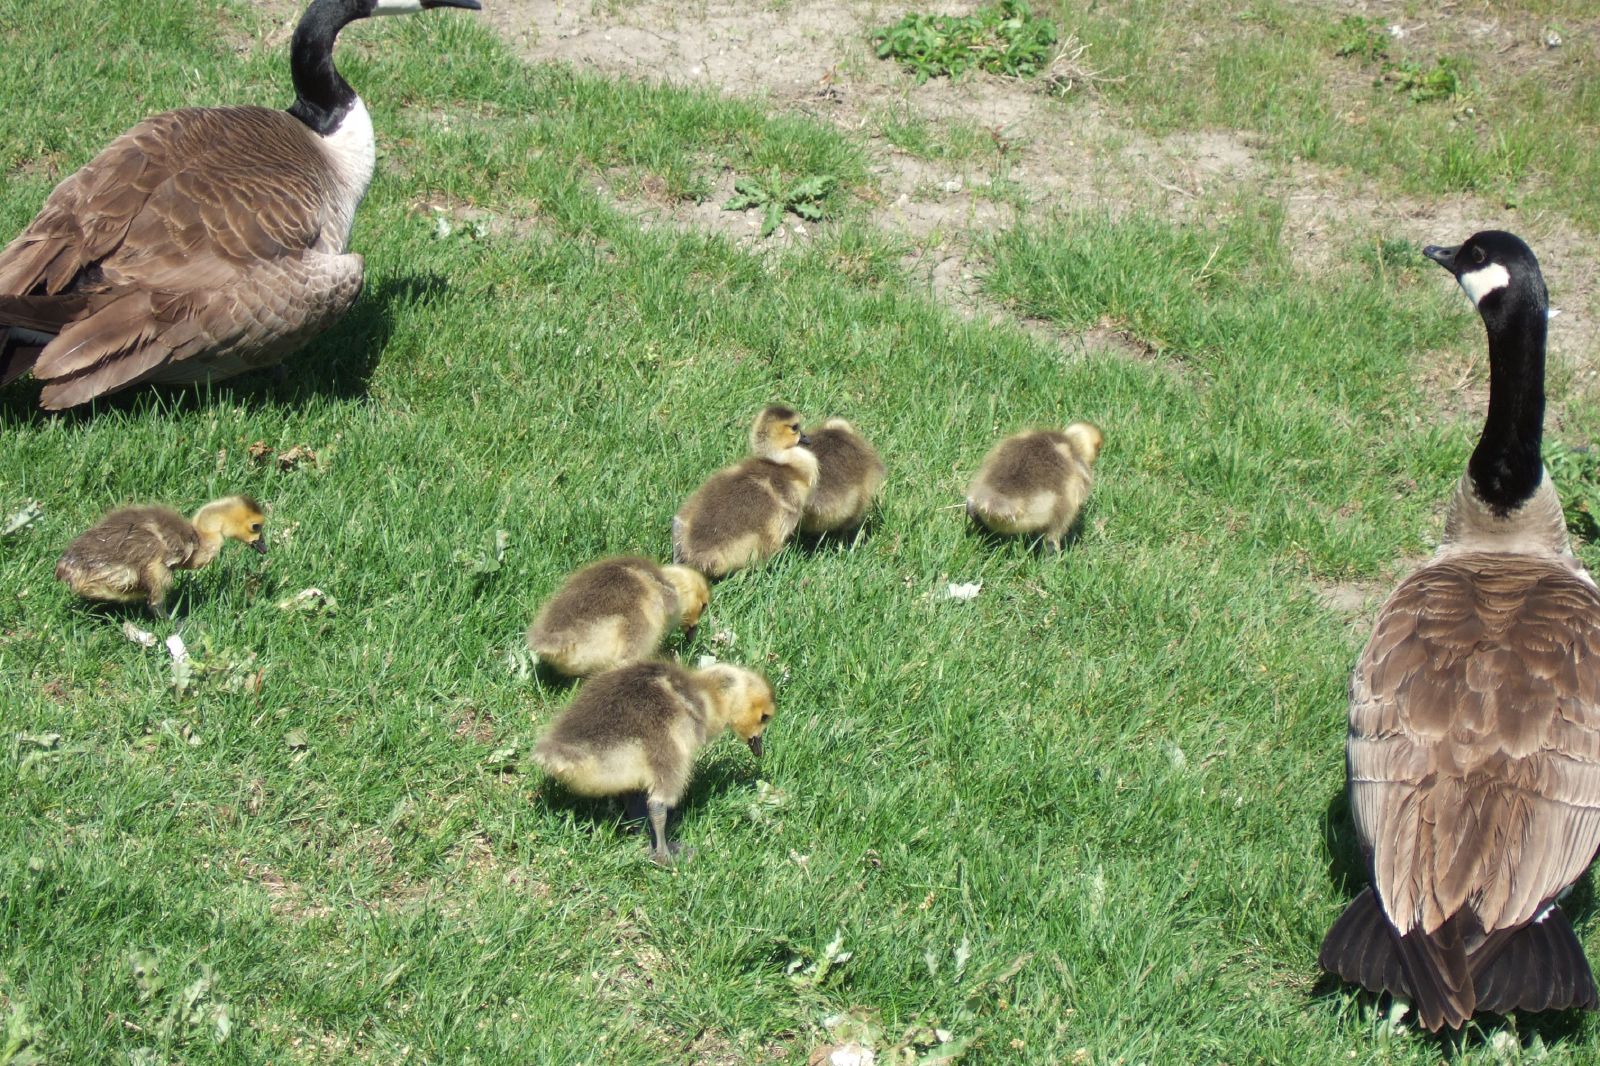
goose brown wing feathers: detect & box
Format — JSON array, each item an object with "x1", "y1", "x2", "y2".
[
  {"x1": 0, "y1": 107, "x2": 359, "y2": 406},
  {"x1": 0, "y1": 108, "x2": 335, "y2": 298},
  {"x1": 32, "y1": 248, "x2": 363, "y2": 409},
  {"x1": 1349, "y1": 555, "x2": 1600, "y2": 941}
]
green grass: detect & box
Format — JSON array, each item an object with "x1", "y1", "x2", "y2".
[
  {"x1": 1043, "y1": 0, "x2": 1600, "y2": 228},
  {"x1": 5, "y1": 0, "x2": 1600, "y2": 1063},
  {"x1": 873, "y1": 0, "x2": 1059, "y2": 84}
]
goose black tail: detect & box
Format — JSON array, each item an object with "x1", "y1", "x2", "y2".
[
  {"x1": 1473, "y1": 905, "x2": 1598, "y2": 1017},
  {"x1": 1319, "y1": 887, "x2": 1473, "y2": 1031},
  {"x1": 1319, "y1": 887, "x2": 1410, "y2": 1001},
  {"x1": 0, "y1": 293, "x2": 88, "y2": 385}
]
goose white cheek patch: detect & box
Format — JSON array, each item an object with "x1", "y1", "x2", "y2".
[
  {"x1": 373, "y1": 0, "x2": 424, "y2": 14},
  {"x1": 1458, "y1": 262, "x2": 1510, "y2": 306}
]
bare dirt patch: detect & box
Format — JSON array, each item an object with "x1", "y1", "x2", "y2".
[{"x1": 240, "y1": 859, "x2": 335, "y2": 922}]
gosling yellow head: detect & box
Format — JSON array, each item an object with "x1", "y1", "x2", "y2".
[
  {"x1": 193, "y1": 495, "x2": 268, "y2": 555},
  {"x1": 750, "y1": 405, "x2": 811, "y2": 458}
]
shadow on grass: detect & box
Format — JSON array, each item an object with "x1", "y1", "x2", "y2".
[
  {"x1": 0, "y1": 273, "x2": 447, "y2": 424},
  {"x1": 962, "y1": 505, "x2": 1090, "y2": 555},
  {"x1": 794, "y1": 516, "x2": 879, "y2": 556},
  {"x1": 536, "y1": 743, "x2": 763, "y2": 861},
  {"x1": 1316, "y1": 787, "x2": 1600, "y2": 1046}
]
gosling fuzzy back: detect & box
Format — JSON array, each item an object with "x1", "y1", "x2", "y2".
[
  {"x1": 672, "y1": 405, "x2": 820, "y2": 578},
  {"x1": 966, "y1": 422, "x2": 1102, "y2": 551},
  {"x1": 527, "y1": 556, "x2": 710, "y2": 677},
  {"x1": 800, "y1": 417, "x2": 886, "y2": 534}
]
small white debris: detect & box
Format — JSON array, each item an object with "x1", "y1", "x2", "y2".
[
  {"x1": 939, "y1": 178, "x2": 964, "y2": 194},
  {"x1": 695, "y1": 654, "x2": 721, "y2": 668},
  {"x1": 711, "y1": 627, "x2": 736, "y2": 647},
  {"x1": 433, "y1": 215, "x2": 454, "y2": 239},
  {"x1": 1, "y1": 501, "x2": 42, "y2": 537},
  {"x1": 121, "y1": 621, "x2": 158, "y2": 648},
  {"x1": 276, "y1": 587, "x2": 336, "y2": 613},
  {"x1": 165, "y1": 634, "x2": 189, "y2": 664},
  {"x1": 1549, "y1": 307, "x2": 1563, "y2": 320},
  {"x1": 1544, "y1": 29, "x2": 1563, "y2": 48},
  {"x1": 829, "y1": 1043, "x2": 875, "y2": 1066},
  {"x1": 1168, "y1": 744, "x2": 1188, "y2": 769},
  {"x1": 943, "y1": 581, "x2": 982, "y2": 601},
  {"x1": 1387, "y1": 23, "x2": 1405, "y2": 38}
]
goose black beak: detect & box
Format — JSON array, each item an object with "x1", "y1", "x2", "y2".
[
  {"x1": 798, "y1": 434, "x2": 813, "y2": 448},
  {"x1": 423, "y1": 0, "x2": 481, "y2": 9},
  {"x1": 747, "y1": 735, "x2": 764, "y2": 758},
  {"x1": 1422, "y1": 244, "x2": 1459, "y2": 271},
  {"x1": 251, "y1": 538, "x2": 268, "y2": 556}
]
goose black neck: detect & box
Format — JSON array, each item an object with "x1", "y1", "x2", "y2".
[
  {"x1": 287, "y1": 0, "x2": 361, "y2": 136},
  {"x1": 1468, "y1": 295, "x2": 1547, "y2": 515}
]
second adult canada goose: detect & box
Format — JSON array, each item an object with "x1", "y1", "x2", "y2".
[
  {"x1": 0, "y1": 0, "x2": 480, "y2": 410},
  {"x1": 672, "y1": 406, "x2": 820, "y2": 578},
  {"x1": 526, "y1": 556, "x2": 711, "y2": 678},
  {"x1": 799, "y1": 417, "x2": 886, "y2": 535},
  {"x1": 56, "y1": 495, "x2": 267, "y2": 616},
  {"x1": 1319, "y1": 231, "x2": 1600, "y2": 1030},
  {"x1": 966, "y1": 422, "x2": 1102, "y2": 551}
]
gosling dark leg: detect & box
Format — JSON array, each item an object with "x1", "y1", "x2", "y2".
[{"x1": 646, "y1": 798, "x2": 675, "y2": 866}]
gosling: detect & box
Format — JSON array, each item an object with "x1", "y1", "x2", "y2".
[
  {"x1": 526, "y1": 556, "x2": 710, "y2": 678},
  {"x1": 55, "y1": 495, "x2": 267, "y2": 616},
  {"x1": 672, "y1": 405, "x2": 819, "y2": 578},
  {"x1": 799, "y1": 417, "x2": 886, "y2": 535},
  {"x1": 966, "y1": 422, "x2": 1102, "y2": 551},
  {"x1": 532, "y1": 661, "x2": 776, "y2": 866}
]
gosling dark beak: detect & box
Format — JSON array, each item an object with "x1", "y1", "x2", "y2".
[
  {"x1": 1422, "y1": 244, "x2": 1459, "y2": 272},
  {"x1": 423, "y1": 0, "x2": 481, "y2": 9},
  {"x1": 251, "y1": 538, "x2": 268, "y2": 556},
  {"x1": 746, "y1": 735, "x2": 764, "y2": 758},
  {"x1": 798, "y1": 434, "x2": 813, "y2": 448}
]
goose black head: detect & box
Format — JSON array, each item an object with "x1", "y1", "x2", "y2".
[{"x1": 1423, "y1": 230, "x2": 1548, "y2": 327}]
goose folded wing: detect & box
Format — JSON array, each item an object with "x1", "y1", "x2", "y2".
[
  {"x1": 1, "y1": 107, "x2": 333, "y2": 300},
  {"x1": 1349, "y1": 562, "x2": 1600, "y2": 937},
  {"x1": 31, "y1": 248, "x2": 364, "y2": 408}
]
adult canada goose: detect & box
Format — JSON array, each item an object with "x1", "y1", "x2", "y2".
[
  {"x1": 1318, "y1": 231, "x2": 1600, "y2": 1030},
  {"x1": 532, "y1": 661, "x2": 776, "y2": 866},
  {"x1": 672, "y1": 405, "x2": 820, "y2": 578},
  {"x1": 966, "y1": 422, "x2": 1102, "y2": 551},
  {"x1": 0, "y1": 0, "x2": 480, "y2": 410},
  {"x1": 526, "y1": 556, "x2": 711, "y2": 678},
  {"x1": 56, "y1": 495, "x2": 267, "y2": 616},
  {"x1": 799, "y1": 417, "x2": 886, "y2": 535}
]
